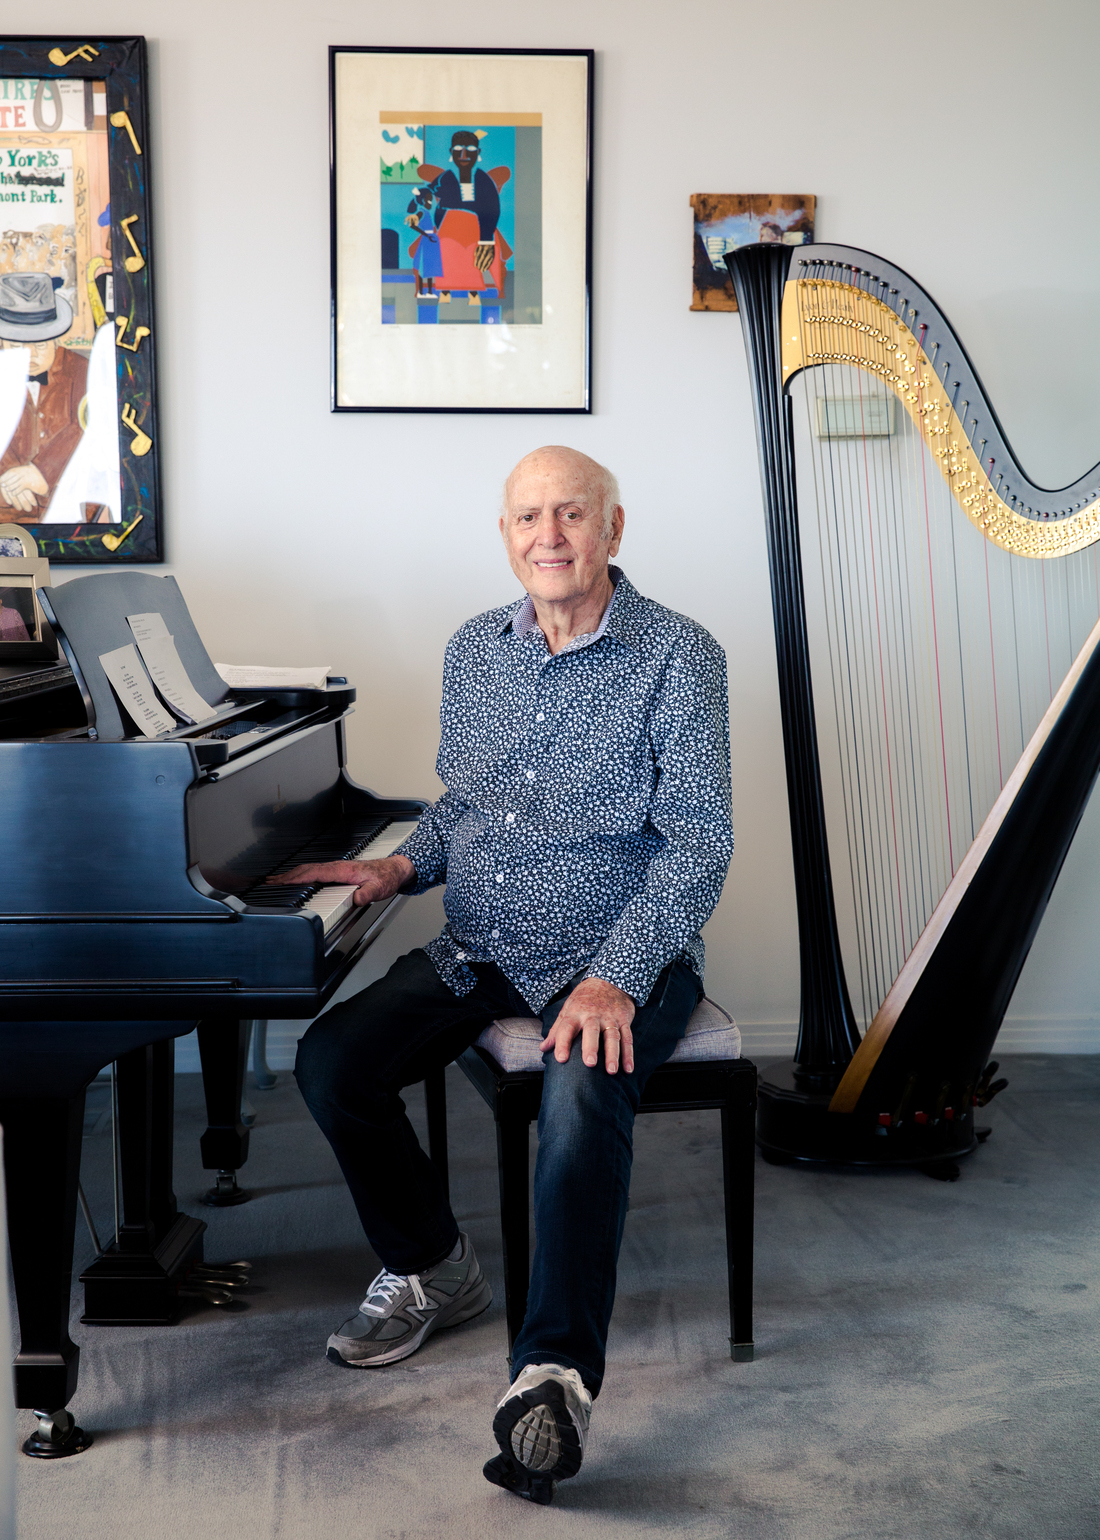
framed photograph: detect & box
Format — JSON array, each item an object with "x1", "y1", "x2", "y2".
[
  {"x1": 0, "y1": 522, "x2": 55, "y2": 657},
  {"x1": 690, "y1": 194, "x2": 815, "y2": 312},
  {"x1": 0, "y1": 36, "x2": 160, "y2": 562},
  {"x1": 330, "y1": 47, "x2": 593, "y2": 413}
]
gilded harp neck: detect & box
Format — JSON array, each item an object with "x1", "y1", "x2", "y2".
[{"x1": 781, "y1": 258, "x2": 1100, "y2": 560}]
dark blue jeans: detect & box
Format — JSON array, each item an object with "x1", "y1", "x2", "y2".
[{"x1": 294, "y1": 948, "x2": 701, "y2": 1395}]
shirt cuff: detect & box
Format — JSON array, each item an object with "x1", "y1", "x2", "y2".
[
  {"x1": 391, "y1": 825, "x2": 445, "y2": 895},
  {"x1": 582, "y1": 949, "x2": 660, "y2": 1009}
]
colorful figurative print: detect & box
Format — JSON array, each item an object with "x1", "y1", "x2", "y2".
[
  {"x1": 380, "y1": 113, "x2": 542, "y2": 327},
  {"x1": 690, "y1": 194, "x2": 815, "y2": 312},
  {"x1": 0, "y1": 77, "x2": 122, "y2": 528}
]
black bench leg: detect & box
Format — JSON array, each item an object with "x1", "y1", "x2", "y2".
[
  {"x1": 423, "y1": 1068, "x2": 449, "y2": 1201},
  {"x1": 722, "y1": 1098, "x2": 755, "y2": 1361},
  {"x1": 495, "y1": 1098, "x2": 531, "y2": 1362}
]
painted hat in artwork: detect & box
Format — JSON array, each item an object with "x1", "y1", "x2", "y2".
[{"x1": 0, "y1": 271, "x2": 74, "y2": 343}]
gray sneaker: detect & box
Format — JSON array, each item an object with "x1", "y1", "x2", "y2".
[
  {"x1": 326, "y1": 1233, "x2": 492, "y2": 1368},
  {"x1": 484, "y1": 1363, "x2": 593, "y2": 1504}
]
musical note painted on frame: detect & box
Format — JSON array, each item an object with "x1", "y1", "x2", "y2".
[
  {"x1": 120, "y1": 405, "x2": 152, "y2": 457},
  {"x1": 102, "y1": 514, "x2": 144, "y2": 553},
  {"x1": 47, "y1": 44, "x2": 99, "y2": 67},
  {"x1": 119, "y1": 214, "x2": 145, "y2": 274},
  {"x1": 109, "y1": 111, "x2": 142, "y2": 156},
  {"x1": 115, "y1": 317, "x2": 150, "y2": 353}
]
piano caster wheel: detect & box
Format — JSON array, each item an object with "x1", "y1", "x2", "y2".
[
  {"x1": 23, "y1": 1407, "x2": 93, "y2": 1459},
  {"x1": 200, "y1": 1169, "x2": 250, "y2": 1207}
]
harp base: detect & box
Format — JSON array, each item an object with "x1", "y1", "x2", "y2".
[{"x1": 757, "y1": 1062, "x2": 979, "y2": 1169}]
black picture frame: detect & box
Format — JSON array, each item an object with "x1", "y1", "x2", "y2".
[
  {"x1": 0, "y1": 35, "x2": 160, "y2": 562},
  {"x1": 330, "y1": 46, "x2": 593, "y2": 414}
]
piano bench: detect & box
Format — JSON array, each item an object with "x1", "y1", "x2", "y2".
[{"x1": 424, "y1": 998, "x2": 757, "y2": 1365}]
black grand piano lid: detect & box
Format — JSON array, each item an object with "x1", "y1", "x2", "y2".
[{"x1": 38, "y1": 571, "x2": 231, "y2": 742}]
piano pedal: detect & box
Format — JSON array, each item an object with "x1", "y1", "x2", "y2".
[
  {"x1": 201, "y1": 1169, "x2": 250, "y2": 1207},
  {"x1": 179, "y1": 1260, "x2": 253, "y2": 1308},
  {"x1": 23, "y1": 1406, "x2": 93, "y2": 1459}
]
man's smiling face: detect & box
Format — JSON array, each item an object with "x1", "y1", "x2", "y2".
[{"x1": 500, "y1": 449, "x2": 623, "y2": 607}]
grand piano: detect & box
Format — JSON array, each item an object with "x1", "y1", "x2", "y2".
[{"x1": 0, "y1": 570, "x2": 425, "y2": 1457}]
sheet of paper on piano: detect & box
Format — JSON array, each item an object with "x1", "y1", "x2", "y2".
[
  {"x1": 98, "y1": 643, "x2": 176, "y2": 738},
  {"x1": 126, "y1": 611, "x2": 218, "y2": 725},
  {"x1": 214, "y1": 663, "x2": 331, "y2": 690}
]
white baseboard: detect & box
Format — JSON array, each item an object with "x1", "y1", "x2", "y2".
[
  {"x1": 733, "y1": 1016, "x2": 1100, "y2": 1060},
  {"x1": 171, "y1": 1012, "x2": 1100, "y2": 1077}
]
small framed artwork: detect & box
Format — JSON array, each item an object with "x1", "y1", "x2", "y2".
[
  {"x1": 330, "y1": 47, "x2": 593, "y2": 413},
  {"x1": 690, "y1": 194, "x2": 815, "y2": 312},
  {"x1": 0, "y1": 36, "x2": 160, "y2": 563}
]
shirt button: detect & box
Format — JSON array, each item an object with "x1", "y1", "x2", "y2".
[
  {"x1": 505, "y1": 812, "x2": 515, "y2": 824},
  {"x1": 456, "y1": 951, "x2": 466, "y2": 961},
  {"x1": 525, "y1": 769, "x2": 535, "y2": 780},
  {"x1": 495, "y1": 872, "x2": 504, "y2": 883},
  {"x1": 491, "y1": 928, "x2": 500, "y2": 939},
  {"x1": 535, "y1": 712, "x2": 545, "y2": 722}
]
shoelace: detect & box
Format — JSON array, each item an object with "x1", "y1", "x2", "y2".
[{"x1": 360, "y1": 1268, "x2": 428, "y2": 1315}]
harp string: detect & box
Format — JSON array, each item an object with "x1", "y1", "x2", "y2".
[{"x1": 790, "y1": 344, "x2": 1100, "y2": 1030}]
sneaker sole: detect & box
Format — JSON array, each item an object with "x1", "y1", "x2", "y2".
[
  {"x1": 326, "y1": 1273, "x2": 493, "y2": 1369},
  {"x1": 483, "y1": 1453, "x2": 556, "y2": 1505},
  {"x1": 492, "y1": 1380, "x2": 584, "y2": 1481}
]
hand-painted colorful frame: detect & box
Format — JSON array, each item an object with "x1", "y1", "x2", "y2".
[
  {"x1": 330, "y1": 47, "x2": 593, "y2": 414},
  {"x1": 0, "y1": 36, "x2": 160, "y2": 562}
]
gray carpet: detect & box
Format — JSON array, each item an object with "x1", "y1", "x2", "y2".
[{"x1": 12, "y1": 1055, "x2": 1100, "y2": 1539}]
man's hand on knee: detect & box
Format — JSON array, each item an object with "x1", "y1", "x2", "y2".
[
  {"x1": 540, "y1": 977, "x2": 636, "y2": 1074},
  {"x1": 265, "y1": 854, "x2": 415, "y2": 906}
]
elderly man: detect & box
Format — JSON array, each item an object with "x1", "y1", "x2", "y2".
[{"x1": 285, "y1": 446, "x2": 733, "y2": 1504}]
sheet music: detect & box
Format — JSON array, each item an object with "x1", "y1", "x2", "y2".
[
  {"x1": 98, "y1": 643, "x2": 175, "y2": 738},
  {"x1": 126, "y1": 612, "x2": 217, "y2": 724},
  {"x1": 214, "y1": 663, "x2": 331, "y2": 690},
  {"x1": 126, "y1": 610, "x2": 169, "y2": 643}
]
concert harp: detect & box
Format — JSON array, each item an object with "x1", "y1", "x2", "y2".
[{"x1": 727, "y1": 242, "x2": 1100, "y2": 1169}]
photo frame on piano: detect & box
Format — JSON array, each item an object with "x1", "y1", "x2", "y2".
[
  {"x1": 0, "y1": 36, "x2": 161, "y2": 563},
  {"x1": 330, "y1": 47, "x2": 593, "y2": 413},
  {"x1": 0, "y1": 523, "x2": 55, "y2": 659}
]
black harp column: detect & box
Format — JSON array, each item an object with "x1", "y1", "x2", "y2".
[{"x1": 726, "y1": 244, "x2": 861, "y2": 1119}]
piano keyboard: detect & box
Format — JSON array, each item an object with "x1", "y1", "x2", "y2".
[{"x1": 236, "y1": 818, "x2": 415, "y2": 934}]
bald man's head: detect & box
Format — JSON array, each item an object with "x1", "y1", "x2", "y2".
[{"x1": 503, "y1": 446, "x2": 621, "y2": 538}]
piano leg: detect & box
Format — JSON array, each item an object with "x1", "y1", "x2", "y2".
[
  {"x1": 0, "y1": 1091, "x2": 93, "y2": 1456},
  {"x1": 80, "y1": 1038, "x2": 206, "y2": 1324},
  {"x1": 197, "y1": 1017, "x2": 251, "y2": 1206},
  {"x1": 252, "y1": 1019, "x2": 278, "y2": 1089}
]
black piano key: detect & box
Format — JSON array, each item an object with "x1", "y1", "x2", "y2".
[{"x1": 232, "y1": 815, "x2": 393, "y2": 911}]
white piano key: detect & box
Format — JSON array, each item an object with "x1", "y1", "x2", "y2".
[
  {"x1": 363, "y1": 822, "x2": 415, "y2": 859},
  {"x1": 302, "y1": 884, "x2": 358, "y2": 933}
]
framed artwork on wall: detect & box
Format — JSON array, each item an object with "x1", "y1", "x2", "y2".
[
  {"x1": 0, "y1": 35, "x2": 160, "y2": 563},
  {"x1": 690, "y1": 194, "x2": 815, "y2": 312},
  {"x1": 330, "y1": 46, "x2": 593, "y2": 414}
]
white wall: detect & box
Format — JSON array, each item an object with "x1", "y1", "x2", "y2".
[{"x1": 38, "y1": 0, "x2": 1100, "y2": 1061}]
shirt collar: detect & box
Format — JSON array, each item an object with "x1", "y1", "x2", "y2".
[{"x1": 505, "y1": 566, "x2": 638, "y2": 652}]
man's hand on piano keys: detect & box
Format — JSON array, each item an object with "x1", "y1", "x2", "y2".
[{"x1": 266, "y1": 854, "x2": 416, "y2": 906}]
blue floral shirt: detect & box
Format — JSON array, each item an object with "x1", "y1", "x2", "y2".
[{"x1": 395, "y1": 569, "x2": 734, "y2": 1012}]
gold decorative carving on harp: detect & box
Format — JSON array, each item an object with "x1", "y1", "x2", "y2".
[{"x1": 727, "y1": 242, "x2": 1100, "y2": 1168}]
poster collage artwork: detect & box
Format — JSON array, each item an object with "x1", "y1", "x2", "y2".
[
  {"x1": 380, "y1": 112, "x2": 542, "y2": 327},
  {"x1": 0, "y1": 75, "x2": 123, "y2": 532}
]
